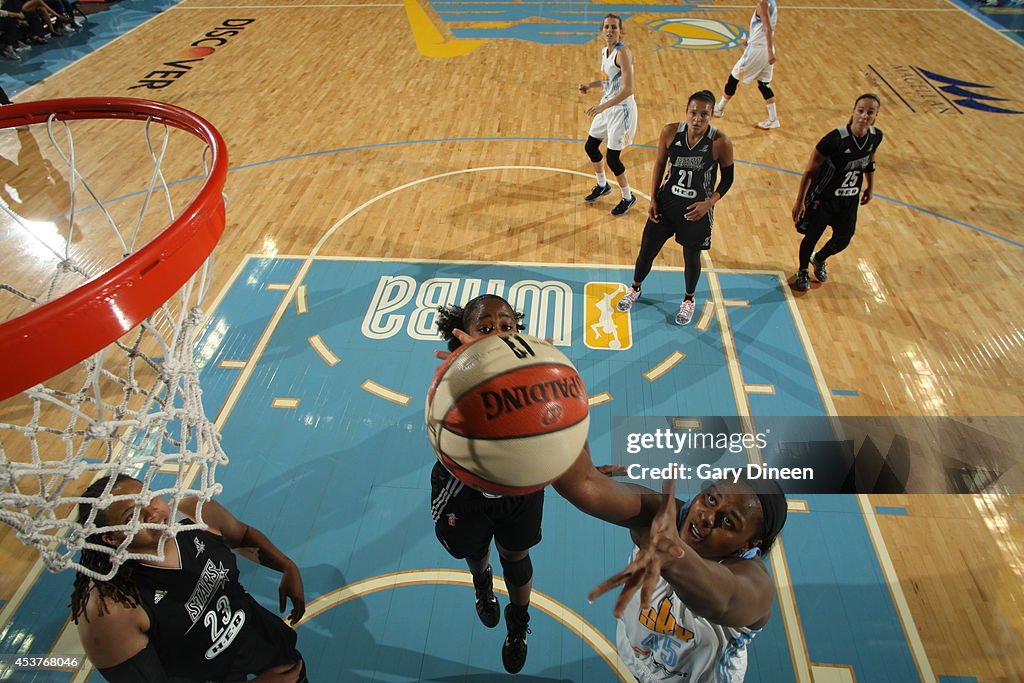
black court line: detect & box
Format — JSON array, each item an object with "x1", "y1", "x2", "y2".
[{"x1": 867, "y1": 64, "x2": 915, "y2": 112}]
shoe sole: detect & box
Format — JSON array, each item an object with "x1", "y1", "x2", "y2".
[{"x1": 674, "y1": 309, "x2": 694, "y2": 325}]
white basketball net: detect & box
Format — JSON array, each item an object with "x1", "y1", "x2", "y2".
[{"x1": 0, "y1": 111, "x2": 228, "y2": 579}]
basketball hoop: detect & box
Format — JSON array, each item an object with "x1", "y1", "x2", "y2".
[{"x1": 0, "y1": 98, "x2": 229, "y2": 578}]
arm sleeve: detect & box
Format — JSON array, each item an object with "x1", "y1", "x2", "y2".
[
  {"x1": 815, "y1": 129, "x2": 841, "y2": 157},
  {"x1": 714, "y1": 164, "x2": 734, "y2": 199},
  {"x1": 98, "y1": 642, "x2": 169, "y2": 683}
]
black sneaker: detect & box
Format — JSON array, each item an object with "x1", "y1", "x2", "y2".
[
  {"x1": 794, "y1": 269, "x2": 810, "y2": 292},
  {"x1": 502, "y1": 604, "x2": 531, "y2": 674},
  {"x1": 584, "y1": 183, "x2": 612, "y2": 203},
  {"x1": 610, "y1": 195, "x2": 637, "y2": 216},
  {"x1": 810, "y1": 253, "x2": 828, "y2": 282},
  {"x1": 473, "y1": 567, "x2": 500, "y2": 628}
]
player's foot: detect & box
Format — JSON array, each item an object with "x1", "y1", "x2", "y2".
[
  {"x1": 473, "y1": 566, "x2": 500, "y2": 628},
  {"x1": 757, "y1": 119, "x2": 781, "y2": 129},
  {"x1": 810, "y1": 253, "x2": 828, "y2": 282},
  {"x1": 502, "y1": 604, "x2": 531, "y2": 674},
  {"x1": 794, "y1": 269, "x2": 810, "y2": 291},
  {"x1": 610, "y1": 195, "x2": 637, "y2": 216},
  {"x1": 584, "y1": 184, "x2": 612, "y2": 203},
  {"x1": 713, "y1": 103, "x2": 724, "y2": 118},
  {"x1": 617, "y1": 286, "x2": 640, "y2": 312},
  {"x1": 675, "y1": 298, "x2": 696, "y2": 326}
]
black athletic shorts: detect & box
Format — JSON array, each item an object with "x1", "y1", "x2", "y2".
[
  {"x1": 430, "y1": 462, "x2": 544, "y2": 560},
  {"x1": 798, "y1": 200, "x2": 858, "y2": 239},
  {"x1": 654, "y1": 191, "x2": 713, "y2": 250}
]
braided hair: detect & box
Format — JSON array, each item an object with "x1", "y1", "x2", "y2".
[
  {"x1": 69, "y1": 474, "x2": 142, "y2": 624},
  {"x1": 435, "y1": 294, "x2": 525, "y2": 351}
]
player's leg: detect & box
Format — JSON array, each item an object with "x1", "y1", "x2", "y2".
[
  {"x1": 675, "y1": 219, "x2": 710, "y2": 324},
  {"x1": 432, "y1": 464, "x2": 501, "y2": 627},
  {"x1": 618, "y1": 215, "x2": 676, "y2": 312},
  {"x1": 796, "y1": 210, "x2": 829, "y2": 291},
  {"x1": 606, "y1": 103, "x2": 638, "y2": 215},
  {"x1": 493, "y1": 490, "x2": 544, "y2": 674},
  {"x1": 756, "y1": 76, "x2": 780, "y2": 129},
  {"x1": 716, "y1": 73, "x2": 740, "y2": 118},
  {"x1": 584, "y1": 114, "x2": 612, "y2": 202},
  {"x1": 810, "y1": 210, "x2": 857, "y2": 282}
]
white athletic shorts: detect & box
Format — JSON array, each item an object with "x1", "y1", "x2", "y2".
[
  {"x1": 588, "y1": 98, "x2": 638, "y2": 151},
  {"x1": 730, "y1": 43, "x2": 774, "y2": 84}
]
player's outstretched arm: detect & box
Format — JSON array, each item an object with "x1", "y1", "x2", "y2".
[
  {"x1": 181, "y1": 498, "x2": 306, "y2": 625},
  {"x1": 553, "y1": 442, "x2": 667, "y2": 528}
]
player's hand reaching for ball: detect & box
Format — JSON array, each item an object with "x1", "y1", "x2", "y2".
[{"x1": 588, "y1": 477, "x2": 685, "y2": 618}]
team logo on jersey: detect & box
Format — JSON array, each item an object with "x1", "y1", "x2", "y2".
[
  {"x1": 638, "y1": 597, "x2": 695, "y2": 641},
  {"x1": 447, "y1": 514, "x2": 457, "y2": 526},
  {"x1": 639, "y1": 17, "x2": 746, "y2": 51},
  {"x1": 185, "y1": 559, "x2": 231, "y2": 629},
  {"x1": 584, "y1": 283, "x2": 632, "y2": 351},
  {"x1": 154, "y1": 590, "x2": 167, "y2": 604},
  {"x1": 865, "y1": 65, "x2": 1023, "y2": 115},
  {"x1": 194, "y1": 537, "x2": 206, "y2": 557}
]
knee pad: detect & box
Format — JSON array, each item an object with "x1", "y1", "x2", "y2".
[
  {"x1": 724, "y1": 75, "x2": 739, "y2": 97},
  {"x1": 499, "y1": 554, "x2": 533, "y2": 588},
  {"x1": 584, "y1": 136, "x2": 603, "y2": 163},
  {"x1": 605, "y1": 148, "x2": 625, "y2": 176},
  {"x1": 757, "y1": 81, "x2": 775, "y2": 100}
]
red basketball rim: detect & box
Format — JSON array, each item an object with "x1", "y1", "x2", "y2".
[{"x1": 0, "y1": 98, "x2": 228, "y2": 401}]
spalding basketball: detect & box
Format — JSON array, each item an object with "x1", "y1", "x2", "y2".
[{"x1": 425, "y1": 333, "x2": 589, "y2": 496}]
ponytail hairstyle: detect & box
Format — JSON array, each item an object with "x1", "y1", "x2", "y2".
[
  {"x1": 436, "y1": 294, "x2": 525, "y2": 351},
  {"x1": 69, "y1": 475, "x2": 142, "y2": 623}
]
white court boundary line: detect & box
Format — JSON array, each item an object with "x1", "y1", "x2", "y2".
[{"x1": 778, "y1": 276, "x2": 938, "y2": 683}]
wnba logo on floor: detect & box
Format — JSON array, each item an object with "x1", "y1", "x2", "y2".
[
  {"x1": 130, "y1": 19, "x2": 256, "y2": 91},
  {"x1": 362, "y1": 275, "x2": 574, "y2": 345}
]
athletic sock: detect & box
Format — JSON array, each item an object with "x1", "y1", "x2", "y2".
[{"x1": 767, "y1": 103, "x2": 777, "y2": 121}]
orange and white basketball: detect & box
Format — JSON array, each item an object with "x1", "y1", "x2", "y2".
[{"x1": 425, "y1": 333, "x2": 589, "y2": 496}]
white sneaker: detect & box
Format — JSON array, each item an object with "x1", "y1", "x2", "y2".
[
  {"x1": 617, "y1": 287, "x2": 640, "y2": 312},
  {"x1": 713, "y1": 103, "x2": 724, "y2": 118},
  {"x1": 757, "y1": 119, "x2": 781, "y2": 129},
  {"x1": 675, "y1": 299, "x2": 696, "y2": 325}
]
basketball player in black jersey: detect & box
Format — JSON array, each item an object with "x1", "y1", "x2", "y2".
[
  {"x1": 431, "y1": 295, "x2": 543, "y2": 674},
  {"x1": 792, "y1": 94, "x2": 883, "y2": 291},
  {"x1": 71, "y1": 475, "x2": 307, "y2": 682},
  {"x1": 616, "y1": 90, "x2": 735, "y2": 326}
]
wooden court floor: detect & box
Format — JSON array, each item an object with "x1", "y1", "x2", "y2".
[{"x1": 2, "y1": 0, "x2": 1023, "y2": 681}]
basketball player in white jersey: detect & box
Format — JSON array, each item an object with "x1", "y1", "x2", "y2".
[
  {"x1": 714, "y1": 0, "x2": 780, "y2": 129},
  {"x1": 552, "y1": 452, "x2": 787, "y2": 683},
  {"x1": 578, "y1": 14, "x2": 639, "y2": 216}
]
